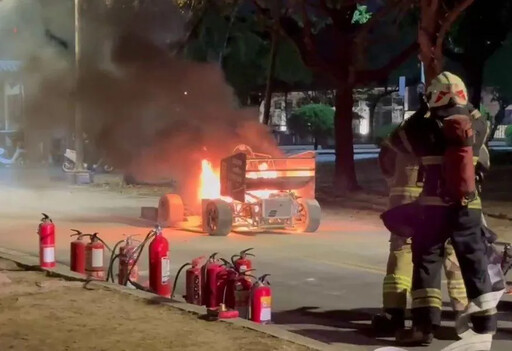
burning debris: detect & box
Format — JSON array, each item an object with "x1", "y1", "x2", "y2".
[{"x1": 160, "y1": 144, "x2": 321, "y2": 236}]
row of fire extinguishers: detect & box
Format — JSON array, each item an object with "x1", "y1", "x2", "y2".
[
  {"x1": 171, "y1": 250, "x2": 272, "y2": 324},
  {"x1": 38, "y1": 215, "x2": 272, "y2": 324},
  {"x1": 70, "y1": 225, "x2": 173, "y2": 298}
]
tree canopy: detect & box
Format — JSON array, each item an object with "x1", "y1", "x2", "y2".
[
  {"x1": 183, "y1": 1, "x2": 312, "y2": 103},
  {"x1": 444, "y1": 0, "x2": 512, "y2": 106},
  {"x1": 288, "y1": 103, "x2": 334, "y2": 149}
]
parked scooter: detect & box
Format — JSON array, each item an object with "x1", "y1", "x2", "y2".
[
  {"x1": 62, "y1": 148, "x2": 114, "y2": 173},
  {"x1": 0, "y1": 146, "x2": 25, "y2": 166}
]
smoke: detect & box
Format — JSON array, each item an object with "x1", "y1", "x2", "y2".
[{"x1": 1, "y1": 0, "x2": 281, "y2": 205}]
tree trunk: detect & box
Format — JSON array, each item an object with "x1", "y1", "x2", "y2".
[
  {"x1": 262, "y1": 24, "x2": 279, "y2": 126},
  {"x1": 368, "y1": 102, "x2": 378, "y2": 142},
  {"x1": 333, "y1": 87, "x2": 359, "y2": 194},
  {"x1": 314, "y1": 137, "x2": 318, "y2": 150}
]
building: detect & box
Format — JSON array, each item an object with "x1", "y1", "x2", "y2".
[
  {"x1": 0, "y1": 60, "x2": 23, "y2": 153},
  {"x1": 259, "y1": 88, "x2": 406, "y2": 144}
]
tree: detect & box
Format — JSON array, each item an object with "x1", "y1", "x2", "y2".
[
  {"x1": 288, "y1": 104, "x2": 334, "y2": 150},
  {"x1": 184, "y1": 1, "x2": 312, "y2": 105},
  {"x1": 444, "y1": 0, "x2": 512, "y2": 107},
  {"x1": 255, "y1": 0, "x2": 418, "y2": 193},
  {"x1": 418, "y1": 0, "x2": 475, "y2": 85}
]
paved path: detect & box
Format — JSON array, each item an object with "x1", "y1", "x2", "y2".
[{"x1": 1, "y1": 168, "x2": 511, "y2": 351}]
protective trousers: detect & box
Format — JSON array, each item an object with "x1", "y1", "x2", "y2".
[
  {"x1": 411, "y1": 206, "x2": 497, "y2": 334},
  {"x1": 383, "y1": 235, "x2": 468, "y2": 313}
]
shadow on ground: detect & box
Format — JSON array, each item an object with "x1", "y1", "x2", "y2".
[
  {"x1": 273, "y1": 302, "x2": 512, "y2": 346},
  {"x1": 272, "y1": 306, "x2": 393, "y2": 347}
]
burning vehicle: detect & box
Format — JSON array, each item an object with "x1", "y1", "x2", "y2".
[{"x1": 157, "y1": 145, "x2": 321, "y2": 236}]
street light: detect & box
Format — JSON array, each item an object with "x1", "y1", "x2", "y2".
[{"x1": 74, "y1": 0, "x2": 84, "y2": 172}]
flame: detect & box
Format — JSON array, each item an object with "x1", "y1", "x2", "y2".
[
  {"x1": 247, "y1": 162, "x2": 278, "y2": 179},
  {"x1": 199, "y1": 159, "x2": 222, "y2": 200},
  {"x1": 199, "y1": 159, "x2": 279, "y2": 202}
]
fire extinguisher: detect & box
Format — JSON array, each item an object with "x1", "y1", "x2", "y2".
[
  {"x1": 224, "y1": 268, "x2": 254, "y2": 319},
  {"x1": 118, "y1": 235, "x2": 140, "y2": 286},
  {"x1": 201, "y1": 253, "x2": 228, "y2": 308},
  {"x1": 70, "y1": 229, "x2": 87, "y2": 274},
  {"x1": 171, "y1": 256, "x2": 205, "y2": 305},
  {"x1": 149, "y1": 226, "x2": 171, "y2": 298},
  {"x1": 85, "y1": 233, "x2": 109, "y2": 280},
  {"x1": 38, "y1": 213, "x2": 55, "y2": 269},
  {"x1": 251, "y1": 274, "x2": 272, "y2": 324},
  {"x1": 231, "y1": 248, "x2": 254, "y2": 273}
]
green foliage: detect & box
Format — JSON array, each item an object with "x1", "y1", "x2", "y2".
[
  {"x1": 184, "y1": 2, "x2": 312, "y2": 100},
  {"x1": 273, "y1": 38, "x2": 313, "y2": 85},
  {"x1": 351, "y1": 4, "x2": 372, "y2": 24},
  {"x1": 505, "y1": 125, "x2": 512, "y2": 146},
  {"x1": 485, "y1": 35, "x2": 512, "y2": 100},
  {"x1": 375, "y1": 123, "x2": 400, "y2": 146},
  {"x1": 288, "y1": 104, "x2": 335, "y2": 141}
]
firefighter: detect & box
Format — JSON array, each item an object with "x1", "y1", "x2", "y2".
[
  {"x1": 392, "y1": 72, "x2": 497, "y2": 346},
  {"x1": 372, "y1": 96, "x2": 467, "y2": 334}
]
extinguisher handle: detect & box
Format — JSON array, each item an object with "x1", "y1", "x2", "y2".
[
  {"x1": 70, "y1": 229, "x2": 83, "y2": 237},
  {"x1": 219, "y1": 258, "x2": 233, "y2": 268},
  {"x1": 259, "y1": 274, "x2": 271, "y2": 284},
  {"x1": 41, "y1": 213, "x2": 52, "y2": 223},
  {"x1": 240, "y1": 248, "x2": 254, "y2": 255},
  {"x1": 208, "y1": 252, "x2": 219, "y2": 261}
]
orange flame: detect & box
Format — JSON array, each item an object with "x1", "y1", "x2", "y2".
[
  {"x1": 247, "y1": 162, "x2": 278, "y2": 179},
  {"x1": 199, "y1": 160, "x2": 222, "y2": 200},
  {"x1": 199, "y1": 159, "x2": 279, "y2": 202}
]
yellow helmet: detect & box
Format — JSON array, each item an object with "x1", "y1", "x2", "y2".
[{"x1": 426, "y1": 72, "x2": 468, "y2": 108}]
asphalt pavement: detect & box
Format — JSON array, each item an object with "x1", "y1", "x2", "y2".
[{"x1": 0, "y1": 167, "x2": 511, "y2": 351}]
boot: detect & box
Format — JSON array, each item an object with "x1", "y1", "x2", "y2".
[
  {"x1": 396, "y1": 326, "x2": 434, "y2": 346},
  {"x1": 372, "y1": 311, "x2": 405, "y2": 335}
]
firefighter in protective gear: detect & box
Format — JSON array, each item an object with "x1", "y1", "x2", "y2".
[
  {"x1": 394, "y1": 72, "x2": 499, "y2": 346},
  {"x1": 372, "y1": 99, "x2": 468, "y2": 334}
]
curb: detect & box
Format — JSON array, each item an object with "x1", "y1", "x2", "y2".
[{"x1": 0, "y1": 247, "x2": 338, "y2": 351}]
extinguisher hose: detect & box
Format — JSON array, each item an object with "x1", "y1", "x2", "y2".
[
  {"x1": 107, "y1": 240, "x2": 125, "y2": 282},
  {"x1": 108, "y1": 254, "x2": 120, "y2": 283},
  {"x1": 94, "y1": 235, "x2": 113, "y2": 252},
  {"x1": 126, "y1": 230, "x2": 156, "y2": 283},
  {"x1": 230, "y1": 255, "x2": 240, "y2": 266},
  {"x1": 127, "y1": 278, "x2": 152, "y2": 293},
  {"x1": 171, "y1": 262, "x2": 192, "y2": 299}
]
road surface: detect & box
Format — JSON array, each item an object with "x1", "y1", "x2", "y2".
[{"x1": 0, "y1": 167, "x2": 511, "y2": 351}]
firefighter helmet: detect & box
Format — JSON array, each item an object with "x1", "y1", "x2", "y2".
[{"x1": 426, "y1": 72, "x2": 468, "y2": 108}]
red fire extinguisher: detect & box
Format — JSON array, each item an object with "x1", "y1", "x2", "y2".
[
  {"x1": 251, "y1": 274, "x2": 272, "y2": 324},
  {"x1": 118, "y1": 235, "x2": 139, "y2": 286},
  {"x1": 149, "y1": 226, "x2": 171, "y2": 298},
  {"x1": 201, "y1": 253, "x2": 228, "y2": 308},
  {"x1": 224, "y1": 269, "x2": 253, "y2": 319},
  {"x1": 85, "y1": 233, "x2": 106, "y2": 280},
  {"x1": 38, "y1": 213, "x2": 55, "y2": 269},
  {"x1": 70, "y1": 229, "x2": 86, "y2": 274},
  {"x1": 185, "y1": 256, "x2": 205, "y2": 305},
  {"x1": 231, "y1": 248, "x2": 254, "y2": 273},
  {"x1": 171, "y1": 256, "x2": 205, "y2": 305}
]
